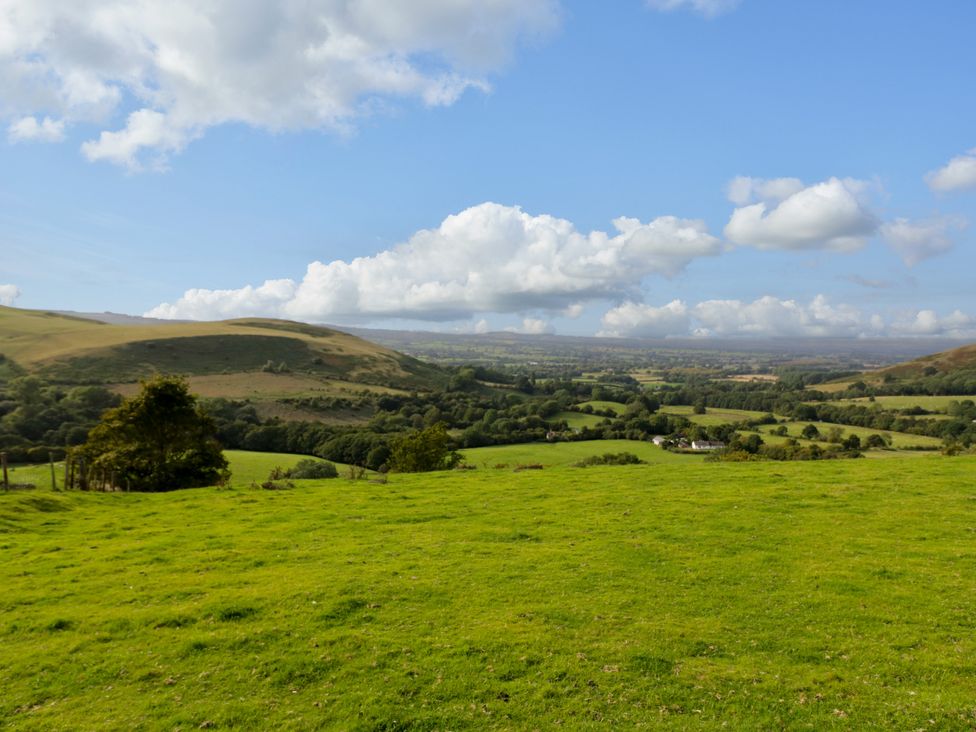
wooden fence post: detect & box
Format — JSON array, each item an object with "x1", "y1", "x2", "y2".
[
  {"x1": 50, "y1": 452, "x2": 58, "y2": 491},
  {"x1": 1, "y1": 451, "x2": 7, "y2": 491}
]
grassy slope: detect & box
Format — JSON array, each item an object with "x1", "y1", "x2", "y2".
[
  {"x1": 659, "y1": 405, "x2": 770, "y2": 426},
  {"x1": 2, "y1": 457, "x2": 976, "y2": 729},
  {"x1": 823, "y1": 395, "x2": 975, "y2": 412},
  {"x1": 0, "y1": 306, "x2": 445, "y2": 393},
  {"x1": 749, "y1": 422, "x2": 944, "y2": 449},
  {"x1": 461, "y1": 439, "x2": 703, "y2": 467}
]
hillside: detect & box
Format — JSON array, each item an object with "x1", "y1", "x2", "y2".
[
  {"x1": 874, "y1": 341, "x2": 976, "y2": 379},
  {"x1": 0, "y1": 306, "x2": 447, "y2": 396}
]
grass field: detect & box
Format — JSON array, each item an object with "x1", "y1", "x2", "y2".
[
  {"x1": 577, "y1": 400, "x2": 626, "y2": 413},
  {"x1": 461, "y1": 439, "x2": 702, "y2": 467},
  {"x1": 752, "y1": 422, "x2": 944, "y2": 449},
  {"x1": 659, "y1": 405, "x2": 771, "y2": 426},
  {"x1": 824, "y1": 395, "x2": 976, "y2": 412},
  {"x1": 2, "y1": 457, "x2": 976, "y2": 728},
  {"x1": 554, "y1": 410, "x2": 607, "y2": 429}
]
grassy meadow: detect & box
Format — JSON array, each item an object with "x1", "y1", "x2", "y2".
[
  {"x1": 2, "y1": 454, "x2": 976, "y2": 729},
  {"x1": 461, "y1": 439, "x2": 702, "y2": 467}
]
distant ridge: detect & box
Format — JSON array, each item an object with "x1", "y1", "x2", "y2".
[
  {"x1": 0, "y1": 306, "x2": 447, "y2": 396},
  {"x1": 51, "y1": 310, "x2": 193, "y2": 326}
]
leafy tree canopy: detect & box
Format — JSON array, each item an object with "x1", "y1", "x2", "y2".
[
  {"x1": 388, "y1": 422, "x2": 460, "y2": 473},
  {"x1": 79, "y1": 375, "x2": 229, "y2": 491}
]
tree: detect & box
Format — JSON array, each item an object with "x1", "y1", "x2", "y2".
[
  {"x1": 79, "y1": 375, "x2": 229, "y2": 491},
  {"x1": 388, "y1": 423, "x2": 460, "y2": 473}
]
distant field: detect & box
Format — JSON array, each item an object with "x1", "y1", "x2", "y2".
[
  {"x1": 113, "y1": 373, "x2": 409, "y2": 400},
  {"x1": 461, "y1": 439, "x2": 700, "y2": 467},
  {"x1": 752, "y1": 421, "x2": 943, "y2": 449},
  {"x1": 825, "y1": 395, "x2": 976, "y2": 412},
  {"x1": 659, "y1": 405, "x2": 770, "y2": 426},
  {"x1": 577, "y1": 400, "x2": 626, "y2": 412},
  {"x1": 2, "y1": 458, "x2": 976, "y2": 728},
  {"x1": 553, "y1": 410, "x2": 606, "y2": 428}
]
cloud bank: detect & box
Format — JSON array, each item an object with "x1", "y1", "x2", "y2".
[
  {"x1": 926, "y1": 148, "x2": 976, "y2": 192},
  {"x1": 147, "y1": 202, "x2": 722, "y2": 322},
  {"x1": 600, "y1": 296, "x2": 976, "y2": 339},
  {"x1": 0, "y1": 0, "x2": 559, "y2": 169},
  {"x1": 0, "y1": 284, "x2": 21, "y2": 306},
  {"x1": 724, "y1": 177, "x2": 879, "y2": 252}
]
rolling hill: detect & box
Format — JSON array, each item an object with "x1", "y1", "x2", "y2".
[
  {"x1": 0, "y1": 306, "x2": 447, "y2": 397},
  {"x1": 873, "y1": 341, "x2": 976, "y2": 379}
]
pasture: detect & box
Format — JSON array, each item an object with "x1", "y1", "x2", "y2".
[
  {"x1": 752, "y1": 421, "x2": 944, "y2": 450},
  {"x1": 823, "y1": 395, "x2": 976, "y2": 412},
  {"x1": 461, "y1": 439, "x2": 700, "y2": 467},
  {"x1": 658, "y1": 405, "x2": 771, "y2": 426},
  {"x1": 2, "y1": 456, "x2": 975, "y2": 728}
]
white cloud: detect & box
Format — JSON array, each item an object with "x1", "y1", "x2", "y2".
[
  {"x1": 926, "y1": 148, "x2": 976, "y2": 192},
  {"x1": 0, "y1": 0, "x2": 559, "y2": 169},
  {"x1": 80, "y1": 109, "x2": 196, "y2": 171},
  {"x1": 645, "y1": 0, "x2": 740, "y2": 18},
  {"x1": 598, "y1": 300, "x2": 690, "y2": 338},
  {"x1": 890, "y1": 310, "x2": 976, "y2": 338},
  {"x1": 726, "y1": 176, "x2": 804, "y2": 206},
  {"x1": 602, "y1": 295, "x2": 976, "y2": 339},
  {"x1": 0, "y1": 284, "x2": 21, "y2": 306},
  {"x1": 691, "y1": 295, "x2": 869, "y2": 337},
  {"x1": 724, "y1": 177, "x2": 878, "y2": 252},
  {"x1": 881, "y1": 215, "x2": 968, "y2": 266},
  {"x1": 147, "y1": 202, "x2": 722, "y2": 322},
  {"x1": 506, "y1": 317, "x2": 553, "y2": 335},
  {"x1": 7, "y1": 115, "x2": 65, "y2": 143}
]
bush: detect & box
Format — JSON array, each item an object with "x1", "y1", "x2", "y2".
[
  {"x1": 573, "y1": 452, "x2": 645, "y2": 467},
  {"x1": 285, "y1": 459, "x2": 338, "y2": 479},
  {"x1": 388, "y1": 423, "x2": 460, "y2": 473}
]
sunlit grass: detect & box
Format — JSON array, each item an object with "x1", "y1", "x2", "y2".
[{"x1": 2, "y1": 456, "x2": 975, "y2": 728}]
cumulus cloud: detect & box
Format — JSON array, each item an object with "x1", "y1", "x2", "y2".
[
  {"x1": 925, "y1": 148, "x2": 976, "y2": 192},
  {"x1": 147, "y1": 202, "x2": 722, "y2": 322},
  {"x1": 890, "y1": 310, "x2": 976, "y2": 338},
  {"x1": 598, "y1": 300, "x2": 690, "y2": 338},
  {"x1": 724, "y1": 177, "x2": 879, "y2": 252},
  {"x1": 691, "y1": 295, "x2": 869, "y2": 337},
  {"x1": 600, "y1": 295, "x2": 976, "y2": 339},
  {"x1": 0, "y1": 0, "x2": 559, "y2": 169},
  {"x1": 0, "y1": 284, "x2": 21, "y2": 306},
  {"x1": 645, "y1": 0, "x2": 741, "y2": 18},
  {"x1": 7, "y1": 115, "x2": 65, "y2": 143},
  {"x1": 881, "y1": 215, "x2": 968, "y2": 266},
  {"x1": 506, "y1": 317, "x2": 554, "y2": 335}
]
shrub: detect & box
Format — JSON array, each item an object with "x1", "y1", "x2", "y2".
[
  {"x1": 573, "y1": 452, "x2": 645, "y2": 467},
  {"x1": 285, "y1": 459, "x2": 338, "y2": 479}
]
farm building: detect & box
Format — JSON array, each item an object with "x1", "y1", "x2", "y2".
[{"x1": 691, "y1": 440, "x2": 725, "y2": 451}]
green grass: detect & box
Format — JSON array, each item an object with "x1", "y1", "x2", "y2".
[
  {"x1": 222, "y1": 450, "x2": 322, "y2": 485},
  {"x1": 754, "y1": 422, "x2": 944, "y2": 449},
  {"x1": 2, "y1": 457, "x2": 976, "y2": 728},
  {"x1": 659, "y1": 405, "x2": 771, "y2": 426},
  {"x1": 461, "y1": 439, "x2": 702, "y2": 467},
  {"x1": 554, "y1": 410, "x2": 607, "y2": 428},
  {"x1": 4, "y1": 462, "x2": 62, "y2": 489},
  {"x1": 825, "y1": 395, "x2": 976, "y2": 412},
  {"x1": 577, "y1": 400, "x2": 626, "y2": 412}
]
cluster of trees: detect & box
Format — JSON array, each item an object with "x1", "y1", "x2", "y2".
[
  {"x1": 75, "y1": 376, "x2": 229, "y2": 491},
  {"x1": 0, "y1": 377, "x2": 120, "y2": 462}
]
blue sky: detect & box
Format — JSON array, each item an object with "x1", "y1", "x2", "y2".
[{"x1": 1, "y1": 0, "x2": 974, "y2": 338}]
